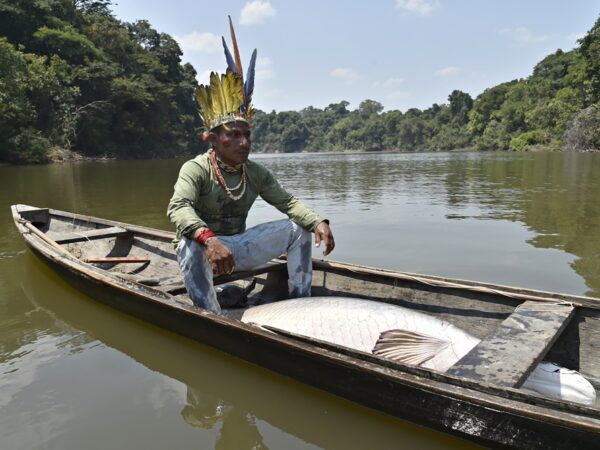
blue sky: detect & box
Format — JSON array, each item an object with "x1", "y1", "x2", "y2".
[{"x1": 110, "y1": 0, "x2": 600, "y2": 113}]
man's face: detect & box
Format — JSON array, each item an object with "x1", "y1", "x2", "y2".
[{"x1": 210, "y1": 121, "x2": 251, "y2": 167}]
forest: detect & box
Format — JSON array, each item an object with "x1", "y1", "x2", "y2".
[{"x1": 1, "y1": 0, "x2": 599, "y2": 163}]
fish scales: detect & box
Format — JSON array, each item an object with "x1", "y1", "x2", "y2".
[
  {"x1": 242, "y1": 297, "x2": 479, "y2": 371},
  {"x1": 241, "y1": 297, "x2": 597, "y2": 405}
]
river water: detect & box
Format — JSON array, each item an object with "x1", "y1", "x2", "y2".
[{"x1": 1, "y1": 151, "x2": 599, "y2": 449}]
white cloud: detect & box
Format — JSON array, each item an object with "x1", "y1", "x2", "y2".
[
  {"x1": 330, "y1": 67, "x2": 361, "y2": 83},
  {"x1": 196, "y1": 69, "x2": 212, "y2": 85},
  {"x1": 256, "y1": 56, "x2": 274, "y2": 80},
  {"x1": 373, "y1": 77, "x2": 404, "y2": 88},
  {"x1": 175, "y1": 32, "x2": 220, "y2": 53},
  {"x1": 435, "y1": 66, "x2": 461, "y2": 77},
  {"x1": 395, "y1": 0, "x2": 438, "y2": 16},
  {"x1": 499, "y1": 27, "x2": 548, "y2": 44},
  {"x1": 240, "y1": 1, "x2": 277, "y2": 26}
]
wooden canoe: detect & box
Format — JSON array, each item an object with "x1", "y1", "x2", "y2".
[{"x1": 11, "y1": 204, "x2": 600, "y2": 448}]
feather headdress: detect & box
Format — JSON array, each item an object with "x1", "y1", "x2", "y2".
[{"x1": 196, "y1": 16, "x2": 257, "y2": 133}]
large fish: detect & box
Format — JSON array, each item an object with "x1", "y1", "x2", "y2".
[{"x1": 241, "y1": 297, "x2": 596, "y2": 405}]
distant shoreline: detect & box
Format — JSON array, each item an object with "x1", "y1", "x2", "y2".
[{"x1": 3, "y1": 146, "x2": 599, "y2": 167}]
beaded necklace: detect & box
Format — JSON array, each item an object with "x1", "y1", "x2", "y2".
[{"x1": 209, "y1": 150, "x2": 247, "y2": 201}]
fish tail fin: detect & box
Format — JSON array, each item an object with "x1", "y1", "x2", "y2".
[
  {"x1": 373, "y1": 330, "x2": 450, "y2": 366},
  {"x1": 523, "y1": 362, "x2": 597, "y2": 405}
]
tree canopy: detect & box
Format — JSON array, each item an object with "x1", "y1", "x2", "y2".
[
  {"x1": 252, "y1": 15, "x2": 600, "y2": 154},
  {"x1": 0, "y1": 0, "x2": 202, "y2": 163},
  {"x1": 1, "y1": 2, "x2": 599, "y2": 163}
]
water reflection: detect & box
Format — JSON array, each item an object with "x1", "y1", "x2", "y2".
[
  {"x1": 2, "y1": 150, "x2": 600, "y2": 448},
  {"x1": 9, "y1": 254, "x2": 474, "y2": 449},
  {"x1": 254, "y1": 152, "x2": 600, "y2": 297},
  {"x1": 181, "y1": 387, "x2": 268, "y2": 449},
  {"x1": 3, "y1": 152, "x2": 599, "y2": 297}
]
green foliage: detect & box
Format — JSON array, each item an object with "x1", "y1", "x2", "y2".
[
  {"x1": 448, "y1": 90, "x2": 473, "y2": 125},
  {"x1": 1, "y1": 3, "x2": 599, "y2": 163},
  {"x1": 579, "y1": 15, "x2": 600, "y2": 104},
  {"x1": 461, "y1": 19, "x2": 600, "y2": 152},
  {"x1": 33, "y1": 25, "x2": 102, "y2": 62},
  {"x1": 0, "y1": 0, "x2": 201, "y2": 163},
  {"x1": 0, "y1": 37, "x2": 74, "y2": 163},
  {"x1": 509, "y1": 130, "x2": 544, "y2": 152},
  {"x1": 252, "y1": 94, "x2": 473, "y2": 153},
  {"x1": 468, "y1": 82, "x2": 515, "y2": 139}
]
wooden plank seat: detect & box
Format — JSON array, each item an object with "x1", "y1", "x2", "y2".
[
  {"x1": 159, "y1": 260, "x2": 287, "y2": 294},
  {"x1": 85, "y1": 257, "x2": 151, "y2": 264},
  {"x1": 16, "y1": 205, "x2": 50, "y2": 224},
  {"x1": 215, "y1": 260, "x2": 286, "y2": 284},
  {"x1": 52, "y1": 226, "x2": 131, "y2": 244},
  {"x1": 447, "y1": 301, "x2": 575, "y2": 387},
  {"x1": 116, "y1": 273, "x2": 161, "y2": 286}
]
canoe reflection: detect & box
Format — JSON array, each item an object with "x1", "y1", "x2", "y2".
[
  {"x1": 20, "y1": 253, "x2": 475, "y2": 450},
  {"x1": 182, "y1": 387, "x2": 268, "y2": 449}
]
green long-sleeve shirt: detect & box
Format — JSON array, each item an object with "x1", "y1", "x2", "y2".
[{"x1": 167, "y1": 153, "x2": 325, "y2": 242}]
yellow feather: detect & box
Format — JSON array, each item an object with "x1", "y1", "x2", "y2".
[
  {"x1": 210, "y1": 72, "x2": 225, "y2": 118},
  {"x1": 223, "y1": 69, "x2": 244, "y2": 113},
  {"x1": 222, "y1": 71, "x2": 234, "y2": 113},
  {"x1": 195, "y1": 69, "x2": 248, "y2": 129},
  {"x1": 195, "y1": 85, "x2": 212, "y2": 123},
  {"x1": 233, "y1": 76, "x2": 245, "y2": 111},
  {"x1": 246, "y1": 104, "x2": 255, "y2": 120}
]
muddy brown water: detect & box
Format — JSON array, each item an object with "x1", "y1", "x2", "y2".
[{"x1": 2, "y1": 150, "x2": 599, "y2": 449}]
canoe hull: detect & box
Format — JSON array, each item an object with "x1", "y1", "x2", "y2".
[{"x1": 25, "y1": 241, "x2": 600, "y2": 449}]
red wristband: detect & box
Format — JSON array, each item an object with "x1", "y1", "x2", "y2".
[{"x1": 195, "y1": 228, "x2": 217, "y2": 246}]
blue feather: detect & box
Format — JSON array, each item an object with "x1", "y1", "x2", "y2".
[
  {"x1": 222, "y1": 37, "x2": 237, "y2": 73},
  {"x1": 244, "y1": 48, "x2": 257, "y2": 104}
]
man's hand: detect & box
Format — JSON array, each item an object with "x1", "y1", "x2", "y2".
[
  {"x1": 204, "y1": 237, "x2": 235, "y2": 275},
  {"x1": 314, "y1": 221, "x2": 335, "y2": 256}
]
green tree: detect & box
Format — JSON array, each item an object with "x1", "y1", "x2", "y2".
[
  {"x1": 33, "y1": 25, "x2": 102, "y2": 63},
  {"x1": 448, "y1": 90, "x2": 473, "y2": 125},
  {"x1": 468, "y1": 82, "x2": 515, "y2": 136},
  {"x1": 0, "y1": 38, "x2": 76, "y2": 162},
  {"x1": 579, "y1": 15, "x2": 600, "y2": 104}
]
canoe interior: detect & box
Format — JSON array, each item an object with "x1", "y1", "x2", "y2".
[{"x1": 14, "y1": 205, "x2": 600, "y2": 404}]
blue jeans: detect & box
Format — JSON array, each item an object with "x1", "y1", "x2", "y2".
[{"x1": 176, "y1": 219, "x2": 312, "y2": 313}]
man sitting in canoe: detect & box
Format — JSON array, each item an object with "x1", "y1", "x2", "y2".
[{"x1": 167, "y1": 19, "x2": 334, "y2": 313}]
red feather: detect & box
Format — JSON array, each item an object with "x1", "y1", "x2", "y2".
[{"x1": 228, "y1": 16, "x2": 244, "y2": 85}]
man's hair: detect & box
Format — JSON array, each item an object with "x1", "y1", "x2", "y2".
[{"x1": 211, "y1": 125, "x2": 224, "y2": 135}]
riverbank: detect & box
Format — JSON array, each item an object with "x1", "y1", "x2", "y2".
[
  {"x1": 0, "y1": 148, "x2": 117, "y2": 166},
  {"x1": 46, "y1": 147, "x2": 116, "y2": 164},
  {"x1": 2, "y1": 145, "x2": 599, "y2": 166}
]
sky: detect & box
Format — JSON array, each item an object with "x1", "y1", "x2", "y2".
[{"x1": 110, "y1": 0, "x2": 600, "y2": 113}]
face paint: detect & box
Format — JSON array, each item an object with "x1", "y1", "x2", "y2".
[{"x1": 213, "y1": 121, "x2": 251, "y2": 167}]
